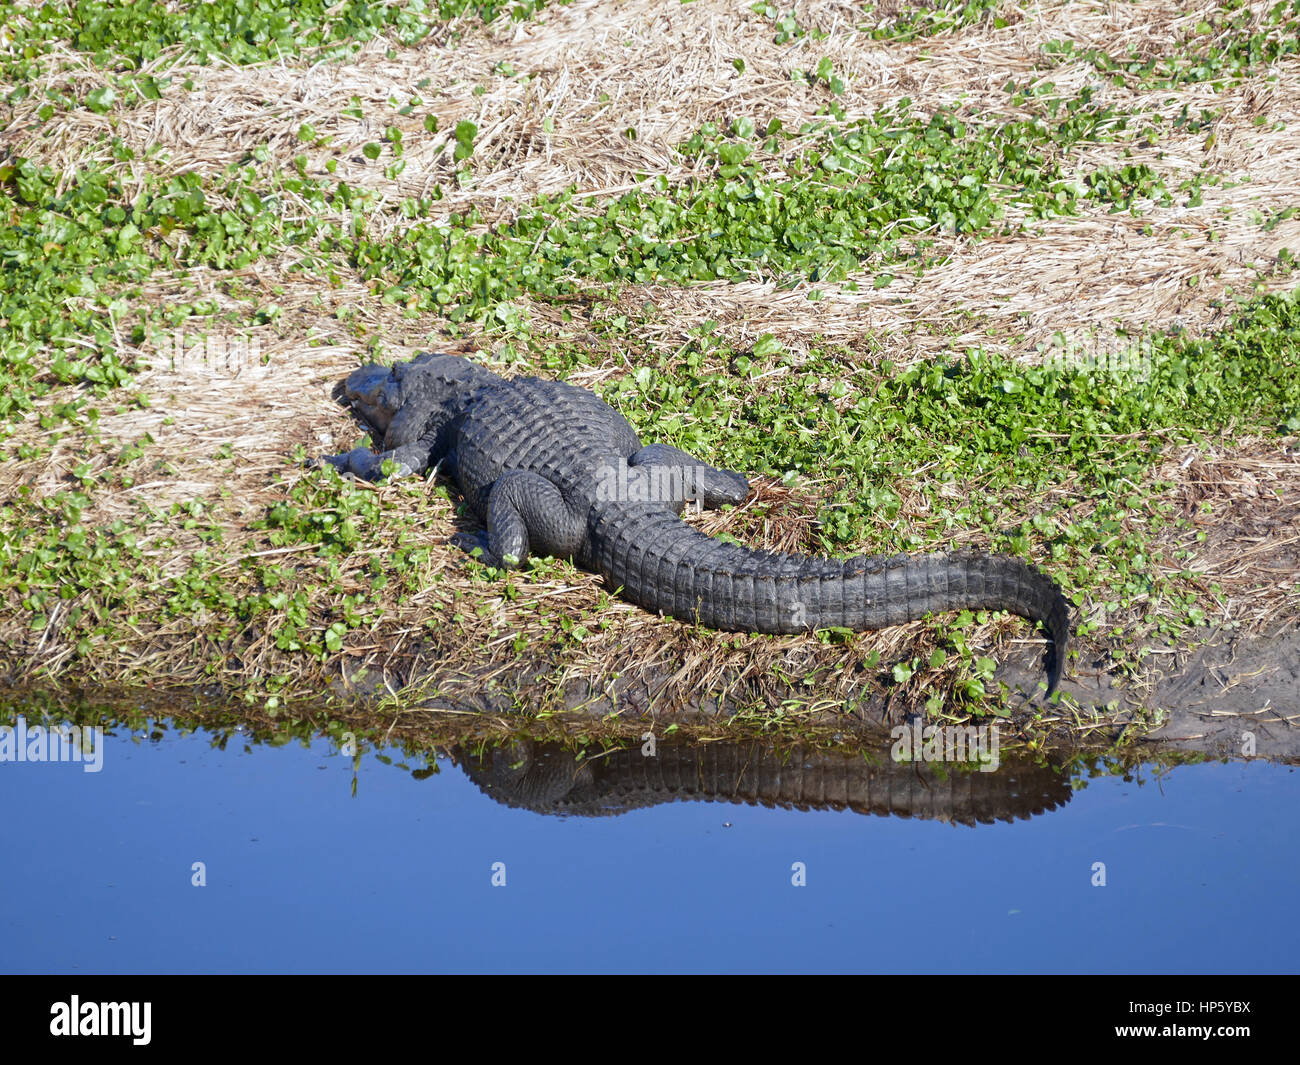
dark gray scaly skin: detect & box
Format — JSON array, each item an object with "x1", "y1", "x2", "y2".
[
  {"x1": 458, "y1": 739, "x2": 1074, "y2": 824},
  {"x1": 323, "y1": 353, "x2": 1071, "y2": 694}
]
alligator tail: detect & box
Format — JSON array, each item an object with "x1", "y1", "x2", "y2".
[{"x1": 592, "y1": 508, "x2": 1070, "y2": 696}]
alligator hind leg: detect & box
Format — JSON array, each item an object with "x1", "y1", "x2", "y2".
[
  {"x1": 629, "y1": 443, "x2": 750, "y2": 510},
  {"x1": 459, "y1": 471, "x2": 584, "y2": 568}
]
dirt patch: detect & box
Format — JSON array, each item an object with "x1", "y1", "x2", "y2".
[{"x1": 1146, "y1": 623, "x2": 1300, "y2": 757}]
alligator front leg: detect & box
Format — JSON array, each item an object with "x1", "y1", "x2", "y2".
[
  {"x1": 319, "y1": 442, "x2": 432, "y2": 481},
  {"x1": 458, "y1": 471, "x2": 585, "y2": 568},
  {"x1": 628, "y1": 443, "x2": 750, "y2": 510}
]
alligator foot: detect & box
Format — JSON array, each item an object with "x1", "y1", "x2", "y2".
[
  {"x1": 451, "y1": 529, "x2": 496, "y2": 565},
  {"x1": 315, "y1": 448, "x2": 409, "y2": 481}
]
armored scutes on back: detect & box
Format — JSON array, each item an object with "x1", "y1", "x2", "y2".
[{"x1": 322, "y1": 353, "x2": 1070, "y2": 695}]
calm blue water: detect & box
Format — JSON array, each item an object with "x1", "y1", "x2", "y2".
[{"x1": 0, "y1": 720, "x2": 1295, "y2": 974}]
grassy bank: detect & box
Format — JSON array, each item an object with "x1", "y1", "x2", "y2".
[{"x1": 1, "y1": 0, "x2": 1297, "y2": 730}]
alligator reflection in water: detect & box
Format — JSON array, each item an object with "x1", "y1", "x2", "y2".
[{"x1": 458, "y1": 739, "x2": 1073, "y2": 825}]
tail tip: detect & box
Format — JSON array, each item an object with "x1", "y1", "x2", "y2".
[
  {"x1": 1043, "y1": 593, "x2": 1070, "y2": 699},
  {"x1": 1044, "y1": 660, "x2": 1062, "y2": 699}
]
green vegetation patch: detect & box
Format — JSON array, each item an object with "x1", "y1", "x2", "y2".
[
  {"x1": 1, "y1": 156, "x2": 157, "y2": 434},
  {"x1": 861, "y1": 0, "x2": 1005, "y2": 42},
  {"x1": 0, "y1": 149, "x2": 305, "y2": 440},
  {"x1": 0, "y1": 463, "x2": 451, "y2": 678},
  {"x1": 1042, "y1": 0, "x2": 1300, "y2": 89},
  {"x1": 0, "y1": 80, "x2": 1207, "y2": 439},
  {"x1": 0, "y1": 0, "x2": 570, "y2": 111},
  {"x1": 610, "y1": 288, "x2": 1299, "y2": 531},
  {"x1": 355, "y1": 90, "x2": 1172, "y2": 316}
]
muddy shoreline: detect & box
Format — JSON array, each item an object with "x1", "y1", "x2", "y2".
[{"x1": 313, "y1": 619, "x2": 1300, "y2": 760}]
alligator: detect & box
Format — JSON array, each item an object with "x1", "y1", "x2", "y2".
[
  {"x1": 457, "y1": 738, "x2": 1074, "y2": 824},
  {"x1": 323, "y1": 353, "x2": 1070, "y2": 694}
]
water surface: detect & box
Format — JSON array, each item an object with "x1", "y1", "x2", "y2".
[{"x1": 0, "y1": 716, "x2": 1294, "y2": 973}]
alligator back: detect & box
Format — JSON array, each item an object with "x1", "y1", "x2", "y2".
[{"x1": 452, "y1": 376, "x2": 641, "y2": 519}]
